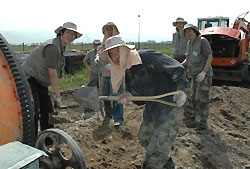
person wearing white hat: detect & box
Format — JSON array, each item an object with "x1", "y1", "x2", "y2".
[
  {"x1": 172, "y1": 17, "x2": 188, "y2": 63},
  {"x1": 100, "y1": 35, "x2": 187, "y2": 168},
  {"x1": 180, "y1": 24, "x2": 213, "y2": 130},
  {"x1": 22, "y1": 22, "x2": 82, "y2": 136}
]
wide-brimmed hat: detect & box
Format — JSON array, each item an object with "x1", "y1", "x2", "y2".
[
  {"x1": 100, "y1": 35, "x2": 135, "y2": 61},
  {"x1": 102, "y1": 22, "x2": 120, "y2": 35},
  {"x1": 180, "y1": 24, "x2": 200, "y2": 37},
  {"x1": 55, "y1": 22, "x2": 82, "y2": 38},
  {"x1": 173, "y1": 17, "x2": 187, "y2": 26}
]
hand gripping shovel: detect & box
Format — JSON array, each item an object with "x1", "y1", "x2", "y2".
[{"x1": 75, "y1": 87, "x2": 180, "y2": 110}]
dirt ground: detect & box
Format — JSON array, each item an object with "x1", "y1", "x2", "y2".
[{"x1": 53, "y1": 84, "x2": 250, "y2": 169}]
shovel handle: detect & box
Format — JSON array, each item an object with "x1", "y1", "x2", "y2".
[{"x1": 99, "y1": 91, "x2": 180, "y2": 107}]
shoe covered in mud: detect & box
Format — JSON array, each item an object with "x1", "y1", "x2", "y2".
[
  {"x1": 195, "y1": 122, "x2": 208, "y2": 131},
  {"x1": 102, "y1": 115, "x2": 112, "y2": 127},
  {"x1": 163, "y1": 157, "x2": 175, "y2": 169}
]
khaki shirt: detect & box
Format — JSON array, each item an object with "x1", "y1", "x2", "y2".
[
  {"x1": 172, "y1": 31, "x2": 188, "y2": 57},
  {"x1": 186, "y1": 36, "x2": 213, "y2": 78}
]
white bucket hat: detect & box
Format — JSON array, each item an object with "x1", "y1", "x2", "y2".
[
  {"x1": 55, "y1": 22, "x2": 82, "y2": 38},
  {"x1": 180, "y1": 24, "x2": 200, "y2": 37},
  {"x1": 173, "y1": 17, "x2": 187, "y2": 26},
  {"x1": 100, "y1": 35, "x2": 135, "y2": 61}
]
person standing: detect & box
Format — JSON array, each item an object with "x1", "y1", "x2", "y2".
[
  {"x1": 181, "y1": 24, "x2": 213, "y2": 130},
  {"x1": 83, "y1": 39, "x2": 102, "y2": 95},
  {"x1": 95, "y1": 22, "x2": 124, "y2": 126},
  {"x1": 172, "y1": 17, "x2": 188, "y2": 63},
  {"x1": 22, "y1": 22, "x2": 82, "y2": 136},
  {"x1": 100, "y1": 35, "x2": 187, "y2": 168}
]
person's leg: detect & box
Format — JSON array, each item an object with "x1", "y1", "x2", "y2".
[
  {"x1": 142, "y1": 106, "x2": 184, "y2": 169},
  {"x1": 195, "y1": 75, "x2": 212, "y2": 130},
  {"x1": 38, "y1": 86, "x2": 54, "y2": 131},
  {"x1": 101, "y1": 76, "x2": 113, "y2": 117},
  {"x1": 184, "y1": 78, "x2": 196, "y2": 118},
  {"x1": 112, "y1": 84, "x2": 124, "y2": 125}
]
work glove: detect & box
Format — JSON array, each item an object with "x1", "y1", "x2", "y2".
[
  {"x1": 118, "y1": 93, "x2": 132, "y2": 104},
  {"x1": 94, "y1": 55, "x2": 100, "y2": 64},
  {"x1": 196, "y1": 71, "x2": 206, "y2": 83},
  {"x1": 54, "y1": 97, "x2": 62, "y2": 108},
  {"x1": 173, "y1": 91, "x2": 186, "y2": 107}
]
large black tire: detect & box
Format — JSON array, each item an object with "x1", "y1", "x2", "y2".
[{"x1": 0, "y1": 34, "x2": 35, "y2": 146}]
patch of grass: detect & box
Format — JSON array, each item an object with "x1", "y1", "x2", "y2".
[{"x1": 58, "y1": 68, "x2": 89, "y2": 90}]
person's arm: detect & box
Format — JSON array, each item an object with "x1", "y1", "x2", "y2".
[
  {"x1": 202, "y1": 54, "x2": 213, "y2": 73},
  {"x1": 48, "y1": 68, "x2": 60, "y2": 98},
  {"x1": 181, "y1": 58, "x2": 187, "y2": 67},
  {"x1": 43, "y1": 44, "x2": 62, "y2": 106},
  {"x1": 83, "y1": 55, "x2": 90, "y2": 73},
  {"x1": 196, "y1": 38, "x2": 213, "y2": 82}
]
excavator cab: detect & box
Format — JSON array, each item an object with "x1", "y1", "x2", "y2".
[
  {"x1": 197, "y1": 13, "x2": 250, "y2": 81},
  {"x1": 198, "y1": 16, "x2": 230, "y2": 30}
]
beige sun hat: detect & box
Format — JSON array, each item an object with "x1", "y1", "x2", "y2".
[
  {"x1": 180, "y1": 24, "x2": 200, "y2": 37},
  {"x1": 55, "y1": 22, "x2": 82, "y2": 38},
  {"x1": 173, "y1": 17, "x2": 187, "y2": 26},
  {"x1": 102, "y1": 22, "x2": 120, "y2": 35},
  {"x1": 100, "y1": 35, "x2": 135, "y2": 61},
  {"x1": 93, "y1": 39, "x2": 101, "y2": 45}
]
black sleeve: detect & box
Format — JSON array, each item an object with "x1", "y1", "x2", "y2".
[{"x1": 138, "y1": 49, "x2": 187, "y2": 91}]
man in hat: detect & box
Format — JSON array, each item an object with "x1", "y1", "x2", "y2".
[
  {"x1": 22, "y1": 22, "x2": 82, "y2": 136},
  {"x1": 100, "y1": 35, "x2": 187, "y2": 168},
  {"x1": 172, "y1": 17, "x2": 188, "y2": 63},
  {"x1": 180, "y1": 24, "x2": 213, "y2": 130},
  {"x1": 83, "y1": 39, "x2": 102, "y2": 95}
]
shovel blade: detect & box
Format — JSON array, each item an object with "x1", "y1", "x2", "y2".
[{"x1": 74, "y1": 86, "x2": 100, "y2": 110}]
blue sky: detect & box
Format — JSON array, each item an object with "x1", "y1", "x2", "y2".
[{"x1": 0, "y1": 0, "x2": 249, "y2": 44}]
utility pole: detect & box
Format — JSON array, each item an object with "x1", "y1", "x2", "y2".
[{"x1": 138, "y1": 14, "x2": 141, "y2": 49}]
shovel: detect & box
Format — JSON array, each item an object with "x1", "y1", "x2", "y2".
[{"x1": 75, "y1": 86, "x2": 180, "y2": 110}]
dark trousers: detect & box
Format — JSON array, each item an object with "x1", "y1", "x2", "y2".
[{"x1": 27, "y1": 77, "x2": 54, "y2": 137}]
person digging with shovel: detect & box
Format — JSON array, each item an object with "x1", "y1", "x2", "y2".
[{"x1": 100, "y1": 35, "x2": 187, "y2": 169}]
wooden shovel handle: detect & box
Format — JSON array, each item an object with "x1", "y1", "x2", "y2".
[{"x1": 99, "y1": 91, "x2": 180, "y2": 107}]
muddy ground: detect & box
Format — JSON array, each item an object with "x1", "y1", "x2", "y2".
[{"x1": 52, "y1": 84, "x2": 250, "y2": 169}]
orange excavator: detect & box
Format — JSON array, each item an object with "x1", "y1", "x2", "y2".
[
  {"x1": 0, "y1": 34, "x2": 86, "y2": 169},
  {"x1": 198, "y1": 12, "x2": 250, "y2": 81}
]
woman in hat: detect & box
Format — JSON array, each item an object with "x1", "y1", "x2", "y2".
[
  {"x1": 95, "y1": 22, "x2": 124, "y2": 127},
  {"x1": 100, "y1": 35, "x2": 187, "y2": 168},
  {"x1": 22, "y1": 22, "x2": 82, "y2": 136},
  {"x1": 181, "y1": 24, "x2": 213, "y2": 130},
  {"x1": 172, "y1": 17, "x2": 188, "y2": 63}
]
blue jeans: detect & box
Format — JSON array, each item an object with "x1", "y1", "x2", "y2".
[{"x1": 101, "y1": 76, "x2": 124, "y2": 123}]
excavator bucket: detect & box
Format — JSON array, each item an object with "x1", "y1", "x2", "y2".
[{"x1": 0, "y1": 34, "x2": 35, "y2": 146}]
